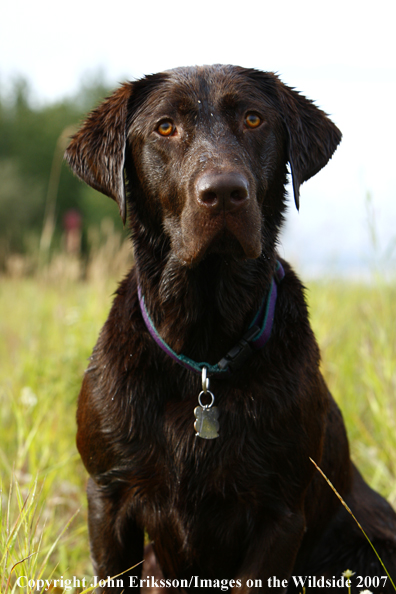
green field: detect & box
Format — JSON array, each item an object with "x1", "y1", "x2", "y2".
[{"x1": 1, "y1": 257, "x2": 395, "y2": 590}]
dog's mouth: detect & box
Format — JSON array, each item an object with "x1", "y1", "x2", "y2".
[
  {"x1": 205, "y1": 226, "x2": 251, "y2": 259},
  {"x1": 175, "y1": 208, "x2": 262, "y2": 267}
]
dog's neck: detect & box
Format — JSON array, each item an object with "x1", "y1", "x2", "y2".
[{"x1": 133, "y1": 234, "x2": 276, "y2": 364}]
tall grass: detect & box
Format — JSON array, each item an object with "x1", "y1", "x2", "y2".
[
  {"x1": 0, "y1": 277, "x2": 115, "y2": 589},
  {"x1": 308, "y1": 280, "x2": 396, "y2": 504},
  {"x1": 0, "y1": 227, "x2": 132, "y2": 590},
  {"x1": 0, "y1": 235, "x2": 395, "y2": 589}
]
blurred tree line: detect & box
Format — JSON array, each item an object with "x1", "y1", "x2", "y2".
[{"x1": 0, "y1": 74, "x2": 127, "y2": 267}]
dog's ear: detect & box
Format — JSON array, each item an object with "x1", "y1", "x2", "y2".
[
  {"x1": 276, "y1": 80, "x2": 342, "y2": 210},
  {"x1": 65, "y1": 83, "x2": 133, "y2": 224}
]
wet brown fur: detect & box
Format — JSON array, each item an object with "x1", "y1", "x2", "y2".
[{"x1": 65, "y1": 65, "x2": 396, "y2": 593}]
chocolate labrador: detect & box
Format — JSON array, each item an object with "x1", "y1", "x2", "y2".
[{"x1": 65, "y1": 65, "x2": 396, "y2": 593}]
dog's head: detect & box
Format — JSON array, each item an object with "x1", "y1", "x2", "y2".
[{"x1": 65, "y1": 65, "x2": 341, "y2": 267}]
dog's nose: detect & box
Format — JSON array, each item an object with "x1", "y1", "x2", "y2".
[{"x1": 196, "y1": 172, "x2": 249, "y2": 212}]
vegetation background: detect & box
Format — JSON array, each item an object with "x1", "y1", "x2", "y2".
[
  {"x1": 0, "y1": 77, "x2": 395, "y2": 591},
  {"x1": 0, "y1": 76, "x2": 127, "y2": 268}
]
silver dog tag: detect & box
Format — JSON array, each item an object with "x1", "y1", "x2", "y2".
[
  {"x1": 194, "y1": 404, "x2": 220, "y2": 439},
  {"x1": 194, "y1": 368, "x2": 219, "y2": 439}
]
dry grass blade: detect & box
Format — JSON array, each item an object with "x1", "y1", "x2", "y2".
[
  {"x1": 4, "y1": 552, "x2": 36, "y2": 594},
  {"x1": 1, "y1": 478, "x2": 36, "y2": 567},
  {"x1": 35, "y1": 509, "x2": 80, "y2": 581},
  {"x1": 309, "y1": 457, "x2": 396, "y2": 591},
  {"x1": 79, "y1": 560, "x2": 144, "y2": 594}
]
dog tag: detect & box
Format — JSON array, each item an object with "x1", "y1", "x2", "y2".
[
  {"x1": 194, "y1": 369, "x2": 219, "y2": 439},
  {"x1": 194, "y1": 405, "x2": 220, "y2": 439}
]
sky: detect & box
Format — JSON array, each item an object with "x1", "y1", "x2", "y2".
[{"x1": 1, "y1": 0, "x2": 395, "y2": 275}]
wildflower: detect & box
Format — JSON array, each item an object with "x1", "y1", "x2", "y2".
[
  {"x1": 20, "y1": 386, "x2": 38, "y2": 408},
  {"x1": 342, "y1": 569, "x2": 356, "y2": 579}
]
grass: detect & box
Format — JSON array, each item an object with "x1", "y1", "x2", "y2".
[
  {"x1": 0, "y1": 246, "x2": 395, "y2": 591},
  {"x1": 0, "y1": 275, "x2": 117, "y2": 590},
  {"x1": 308, "y1": 279, "x2": 396, "y2": 503}
]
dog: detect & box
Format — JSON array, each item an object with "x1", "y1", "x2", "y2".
[{"x1": 65, "y1": 65, "x2": 396, "y2": 593}]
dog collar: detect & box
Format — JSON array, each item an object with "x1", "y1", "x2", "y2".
[{"x1": 138, "y1": 261, "x2": 285, "y2": 377}]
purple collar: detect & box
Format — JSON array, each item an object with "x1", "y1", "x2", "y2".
[{"x1": 138, "y1": 261, "x2": 285, "y2": 377}]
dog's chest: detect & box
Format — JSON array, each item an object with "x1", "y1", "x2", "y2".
[
  {"x1": 130, "y1": 389, "x2": 283, "y2": 512},
  {"x1": 131, "y1": 397, "x2": 285, "y2": 568}
]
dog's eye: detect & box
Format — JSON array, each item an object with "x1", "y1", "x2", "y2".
[
  {"x1": 245, "y1": 113, "x2": 262, "y2": 129},
  {"x1": 157, "y1": 121, "x2": 175, "y2": 136}
]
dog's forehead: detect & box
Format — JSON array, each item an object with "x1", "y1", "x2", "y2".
[
  {"x1": 136, "y1": 65, "x2": 278, "y2": 116},
  {"x1": 164, "y1": 65, "x2": 272, "y2": 107}
]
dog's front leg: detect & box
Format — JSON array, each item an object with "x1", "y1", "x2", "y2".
[
  {"x1": 234, "y1": 509, "x2": 305, "y2": 594},
  {"x1": 87, "y1": 478, "x2": 144, "y2": 593}
]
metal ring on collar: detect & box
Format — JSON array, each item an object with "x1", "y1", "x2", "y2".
[{"x1": 198, "y1": 390, "x2": 214, "y2": 409}]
